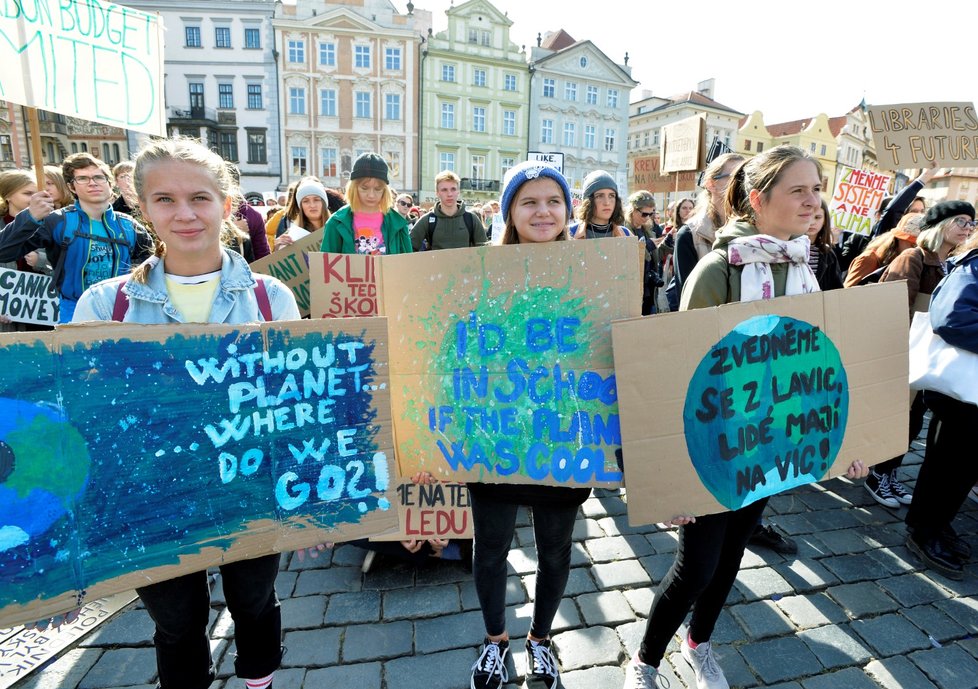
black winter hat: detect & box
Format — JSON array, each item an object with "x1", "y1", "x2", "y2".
[
  {"x1": 923, "y1": 200, "x2": 975, "y2": 229},
  {"x1": 350, "y1": 152, "x2": 389, "y2": 184}
]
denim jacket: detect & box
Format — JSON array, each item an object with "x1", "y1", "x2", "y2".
[{"x1": 71, "y1": 249, "x2": 300, "y2": 324}]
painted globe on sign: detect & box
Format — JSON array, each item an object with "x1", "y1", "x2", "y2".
[{"x1": 0, "y1": 399, "x2": 91, "y2": 552}]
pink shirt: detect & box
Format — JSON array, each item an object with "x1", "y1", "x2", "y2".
[{"x1": 353, "y1": 212, "x2": 386, "y2": 255}]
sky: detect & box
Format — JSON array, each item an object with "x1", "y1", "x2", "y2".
[{"x1": 396, "y1": 0, "x2": 976, "y2": 123}]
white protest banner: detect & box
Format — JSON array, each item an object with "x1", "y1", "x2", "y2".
[
  {"x1": 0, "y1": 267, "x2": 58, "y2": 325},
  {"x1": 0, "y1": 0, "x2": 165, "y2": 135},
  {"x1": 830, "y1": 167, "x2": 892, "y2": 237},
  {"x1": 661, "y1": 115, "x2": 705, "y2": 173},
  {"x1": 527, "y1": 151, "x2": 564, "y2": 174},
  {"x1": 868, "y1": 102, "x2": 978, "y2": 170}
]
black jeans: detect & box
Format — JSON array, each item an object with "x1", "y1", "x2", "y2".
[
  {"x1": 137, "y1": 554, "x2": 282, "y2": 689},
  {"x1": 470, "y1": 493, "x2": 578, "y2": 639},
  {"x1": 875, "y1": 391, "x2": 927, "y2": 475},
  {"x1": 639, "y1": 499, "x2": 767, "y2": 667},
  {"x1": 906, "y1": 391, "x2": 978, "y2": 540}
]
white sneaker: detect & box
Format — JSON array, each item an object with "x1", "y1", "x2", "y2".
[
  {"x1": 623, "y1": 652, "x2": 664, "y2": 689},
  {"x1": 681, "y1": 639, "x2": 729, "y2": 689}
]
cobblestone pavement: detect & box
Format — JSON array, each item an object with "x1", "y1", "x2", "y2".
[{"x1": 13, "y1": 436, "x2": 978, "y2": 689}]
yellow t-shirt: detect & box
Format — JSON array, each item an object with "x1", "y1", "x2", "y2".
[{"x1": 165, "y1": 272, "x2": 221, "y2": 322}]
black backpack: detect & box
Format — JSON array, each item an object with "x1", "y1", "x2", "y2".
[{"x1": 423, "y1": 210, "x2": 477, "y2": 251}]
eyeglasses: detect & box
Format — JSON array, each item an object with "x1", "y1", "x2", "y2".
[
  {"x1": 638, "y1": 211, "x2": 655, "y2": 218},
  {"x1": 72, "y1": 174, "x2": 109, "y2": 185},
  {"x1": 953, "y1": 218, "x2": 978, "y2": 229}
]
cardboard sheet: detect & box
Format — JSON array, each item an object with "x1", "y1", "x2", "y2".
[
  {"x1": 613, "y1": 283, "x2": 909, "y2": 525},
  {"x1": 868, "y1": 102, "x2": 978, "y2": 169},
  {"x1": 371, "y1": 480, "x2": 472, "y2": 541},
  {"x1": 382, "y1": 241, "x2": 643, "y2": 487},
  {"x1": 0, "y1": 318, "x2": 396, "y2": 627},
  {"x1": 309, "y1": 252, "x2": 384, "y2": 319},
  {"x1": 250, "y1": 230, "x2": 324, "y2": 317}
]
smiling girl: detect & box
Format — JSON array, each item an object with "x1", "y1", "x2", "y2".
[
  {"x1": 321, "y1": 152, "x2": 411, "y2": 255},
  {"x1": 72, "y1": 137, "x2": 299, "y2": 689}
]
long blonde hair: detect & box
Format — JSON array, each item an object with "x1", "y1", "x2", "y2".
[{"x1": 345, "y1": 178, "x2": 394, "y2": 214}]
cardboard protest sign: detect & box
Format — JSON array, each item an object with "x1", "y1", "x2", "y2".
[
  {"x1": 0, "y1": 268, "x2": 58, "y2": 325},
  {"x1": 830, "y1": 167, "x2": 892, "y2": 237},
  {"x1": 868, "y1": 102, "x2": 978, "y2": 169},
  {"x1": 632, "y1": 155, "x2": 697, "y2": 194},
  {"x1": 613, "y1": 283, "x2": 909, "y2": 525},
  {"x1": 0, "y1": 318, "x2": 396, "y2": 628},
  {"x1": 309, "y1": 252, "x2": 384, "y2": 319},
  {"x1": 0, "y1": 0, "x2": 165, "y2": 135},
  {"x1": 372, "y1": 480, "x2": 472, "y2": 541},
  {"x1": 383, "y1": 241, "x2": 643, "y2": 487},
  {"x1": 661, "y1": 115, "x2": 705, "y2": 173},
  {"x1": 250, "y1": 229, "x2": 324, "y2": 317}
]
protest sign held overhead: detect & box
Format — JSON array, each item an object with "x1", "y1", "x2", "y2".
[
  {"x1": 382, "y1": 241, "x2": 642, "y2": 488},
  {"x1": 0, "y1": 318, "x2": 396, "y2": 628},
  {"x1": 0, "y1": 267, "x2": 58, "y2": 325},
  {"x1": 249, "y1": 229, "x2": 323, "y2": 317},
  {"x1": 830, "y1": 167, "x2": 892, "y2": 237},
  {"x1": 309, "y1": 252, "x2": 384, "y2": 319},
  {"x1": 661, "y1": 114, "x2": 705, "y2": 173},
  {"x1": 868, "y1": 101, "x2": 978, "y2": 169},
  {"x1": 0, "y1": 0, "x2": 165, "y2": 135},
  {"x1": 613, "y1": 283, "x2": 910, "y2": 526}
]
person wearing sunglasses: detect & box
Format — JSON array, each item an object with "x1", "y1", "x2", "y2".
[
  {"x1": 0, "y1": 152, "x2": 153, "y2": 322},
  {"x1": 394, "y1": 193, "x2": 414, "y2": 219},
  {"x1": 625, "y1": 190, "x2": 664, "y2": 315}
]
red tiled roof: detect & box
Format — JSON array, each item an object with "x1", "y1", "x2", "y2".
[{"x1": 541, "y1": 29, "x2": 576, "y2": 50}]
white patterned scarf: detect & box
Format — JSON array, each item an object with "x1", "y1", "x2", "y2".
[{"x1": 727, "y1": 234, "x2": 820, "y2": 301}]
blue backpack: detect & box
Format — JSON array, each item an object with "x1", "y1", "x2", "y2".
[{"x1": 51, "y1": 208, "x2": 139, "y2": 300}]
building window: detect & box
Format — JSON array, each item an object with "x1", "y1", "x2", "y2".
[
  {"x1": 320, "y1": 42, "x2": 336, "y2": 66},
  {"x1": 501, "y1": 156, "x2": 515, "y2": 176},
  {"x1": 287, "y1": 40, "x2": 305, "y2": 63},
  {"x1": 744, "y1": 140, "x2": 751, "y2": 152},
  {"x1": 541, "y1": 118, "x2": 554, "y2": 144},
  {"x1": 584, "y1": 125, "x2": 595, "y2": 148},
  {"x1": 543, "y1": 78, "x2": 555, "y2": 98},
  {"x1": 439, "y1": 152, "x2": 455, "y2": 171},
  {"x1": 185, "y1": 26, "x2": 201, "y2": 48},
  {"x1": 355, "y1": 91, "x2": 371, "y2": 118},
  {"x1": 218, "y1": 83, "x2": 234, "y2": 109},
  {"x1": 563, "y1": 122, "x2": 576, "y2": 147},
  {"x1": 643, "y1": 131, "x2": 649, "y2": 147},
  {"x1": 504, "y1": 73, "x2": 517, "y2": 91},
  {"x1": 189, "y1": 82, "x2": 204, "y2": 109},
  {"x1": 320, "y1": 88, "x2": 337, "y2": 117},
  {"x1": 757, "y1": 142, "x2": 764, "y2": 152},
  {"x1": 288, "y1": 87, "x2": 306, "y2": 115},
  {"x1": 354, "y1": 45, "x2": 371, "y2": 69},
  {"x1": 473, "y1": 68, "x2": 486, "y2": 87},
  {"x1": 604, "y1": 127, "x2": 616, "y2": 151},
  {"x1": 471, "y1": 154, "x2": 486, "y2": 179},
  {"x1": 565, "y1": 82, "x2": 577, "y2": 101},
  {"x1": 586, "y1": 85, "x2": 598, "y2": 105},
  {"x1": 291, "y1": 146, "x2": 307, "y2": 176},
  {"x1": 503, "y1": 110, "x2": 516, "y2": 136},
  {"x1": 385, "y1": 47, "x2": 401, "y2": 70},
  {"x1": 810, "y1": 142, "x2": 817, "y2": 152},
  {"x1": 653, "y1": 129, "x2": 659, "y2": 146},
  {"x1": 385, "y1": 93, "x2": 401, "y2": 120},
  {"x1": 215, "y1": 26, "x2": 231, "y2": 48},
  {"x1": 607, "y1": 89, "x2": 619, "y2": 108},
  {"x1": 1, "y1": 135, "x2": 13, "y2": 161},
  {"x1": 468, "y1": 28, "x2": 478, "y2": 43},
  {"x1": 218, "y1": 131, "x2": 238, "y2": 161},
  {"x1": 247, "y1": 84, "x2": 262, "y2": 110},
  {"x1": 247, "y1": 131, "x2": 266, "y2": 163},
  {"x1": 244, "y1": 27, "x2": 261, "y2": 49},
  {"x1": 441, "y1": 64, "x2": 455, "y2": 82},
  {"x1": 473, "y1": 106, "x2": 486, "y2": 133},
  {"x1": 820, "y1": 144, "x2": 827, "y2": 156},
  {"x1": 481, "y1": 30, "x2": 490, "y2": 46},
  {"x1": 441, "y1": 102, "x2": 455, "y2": 129},
  {"x1": 321, "y1": 147, "x2": 338, "y2": 177}
]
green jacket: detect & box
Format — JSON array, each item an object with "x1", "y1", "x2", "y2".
[
  {"x1": 680, "y1": 221, "x2": 790, "y2": 309},
  {"x1": 320, "y1": 205, "x2": 413, "y2": 255}
]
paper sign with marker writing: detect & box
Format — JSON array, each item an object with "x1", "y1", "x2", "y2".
[
  {"x1": 613, "y1": 283, "x2": 910, "y2": 525},
  {"x1": 830, "y1": 167, "x2": 892, "y2": 237},
  {"x1": 661, "y1": 115, "x2": 705, "y2": 173},
  {"x1": 868, "y1": 101, "x2": 978, "y2": 170},
  {"x1": 250, "y1": 230, "x2": 324, "y2": 318},
  {"x1": 382, "y1": 241, "x2": 642, "y2": 488},
  {"x1": 309, "y1": 252, "x2": 384, "y2": 319},
  {"x1": 0, "y1": 319, "x2": 396, "y2": 628},
  {"x1": 0, "y1": 267, "x2": 59, "y2": 325},
  {"x1": 372, "y1": 480, "x2": 472, "y2": 541},
  {"x1": 0, "y1": 0, "x2": 165, "y2": 135}
]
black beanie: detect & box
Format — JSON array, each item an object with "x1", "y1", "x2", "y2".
[
  {"x1": 350, "y1": 153, "x2": 389, "y2": 185},
  {"x1": 923, "y1": 200, "x2": 976, "y2": 229}
]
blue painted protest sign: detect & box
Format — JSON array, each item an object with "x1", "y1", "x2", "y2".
[
  {"x1": 0, "y1": 319, "x2": 395, "y2": 627},
  {"x1": 382, "y1": 241, "x2": 642, "y2": 487},
  {"x1": 0, "y1": 0, "x2": 165, "y2": 134}
]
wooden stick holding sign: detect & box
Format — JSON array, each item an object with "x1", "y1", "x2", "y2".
[{"x1": 612, "y1": 283, "x2": 910, "y2": 526}]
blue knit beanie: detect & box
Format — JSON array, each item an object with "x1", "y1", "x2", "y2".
[{"x1": 500, "y1": 161, "x2": 573, "y2": 222}]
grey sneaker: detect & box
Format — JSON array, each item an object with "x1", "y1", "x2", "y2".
[
  {"x1": 681, "y1": 639, "x2": 729, "y2": 689},
  {"x1": 624, "y1": 652, "x2": 665, "y2": 689}
]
